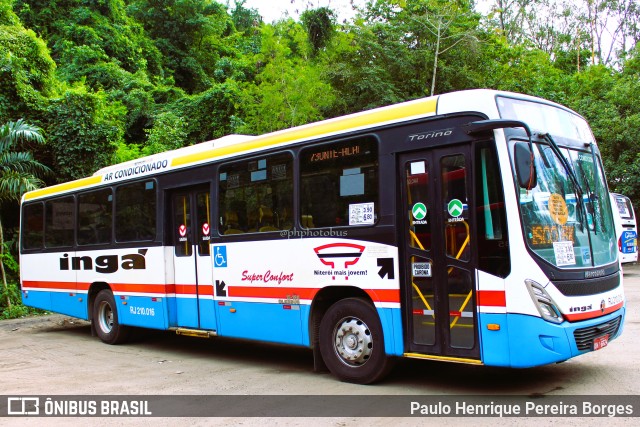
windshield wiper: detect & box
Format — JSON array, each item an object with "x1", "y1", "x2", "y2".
[
  {"x1": 577, "y1": 160, "x2": 598, "y2": 235},
  {"x1": 539, "y1": 133, "x2": 587, "y2": 231}
]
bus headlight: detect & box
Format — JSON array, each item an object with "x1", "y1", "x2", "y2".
[{"x1": 525, "y1": 279, "x2": 563, "y2": 324}]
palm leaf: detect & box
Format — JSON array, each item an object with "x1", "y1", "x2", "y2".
[
  {"x1": 0, "y1": 119, "x2": 45, "y2": 152},
  {"x1": 0, "y1": 170, "x2": 46, "y2": 201}
]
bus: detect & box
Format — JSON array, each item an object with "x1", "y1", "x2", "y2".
[
  {"x1": 610, "y1": 193, "x2": 638, "y2": 264},
  {"x1": 19, "y1": 89, "x2": 625, "y2": 384}
]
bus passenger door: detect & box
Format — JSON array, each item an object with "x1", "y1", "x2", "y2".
[
  {"x1": 399, "y1": 145, "x2": 480, "y2": 360},
  {"x1": 170, "y1": 186, "x2": 216, "y2": 330}
]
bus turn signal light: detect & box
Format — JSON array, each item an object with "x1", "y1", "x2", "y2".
[{"x1": 487, "y1": 324, "x2": 501, "y2": 331}]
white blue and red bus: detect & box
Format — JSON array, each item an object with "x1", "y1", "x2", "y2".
[
  {"x1": 19, "y1": 90, "x2": 625, "y2": 383},
  {"x1": 610, "y1": 193, "x2": 637, "y2": 264}
]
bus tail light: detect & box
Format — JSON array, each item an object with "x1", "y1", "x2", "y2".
[{"x1": 525, "y1": 279, "x2": 563, "y2": 324}]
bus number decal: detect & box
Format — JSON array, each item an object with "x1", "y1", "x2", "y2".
[{"x1": 129, "y1": 306, "x2": 155, "y2": 316}]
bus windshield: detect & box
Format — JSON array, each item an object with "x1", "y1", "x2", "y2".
[{"x1": 498, "y1": 97, "x2": 617, "y2": 268}]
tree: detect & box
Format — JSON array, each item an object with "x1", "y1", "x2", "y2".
[
  {"x1": 301, "y1": 7, "x2": 336, "y2": 54},
  {"x1": 0, "y1": 2, "x2": 57, "y2": 121},
  {"x1": 0, "y1": 119, "x2": 49, "y2": 308},
  {"x1": 239, "y1": 22, "x2": 335, "y2": 134},
  {"x1": 45, "y1": 87, "x2": 126, "y2": 182},
  {"x1": 403, "y1": 0, "x2": 480, "y2": 95}
]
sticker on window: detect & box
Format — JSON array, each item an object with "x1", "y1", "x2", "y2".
[
  {"x1": 349, "y1": 203, "x2": 375, "y2": 225},
  {"x1": 412, "y1": 262, "x2": 432, "y2": 278},
  {"x1": 553, "y1": 241, "x2": 576, "y2": 266},
  {"x1": 548, "y1": 193, "x2": 569, "y2": 225}
]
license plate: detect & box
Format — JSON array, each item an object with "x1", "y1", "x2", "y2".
[{"x1": 593, "y1": 334, "x2": 609, "y2": 351}]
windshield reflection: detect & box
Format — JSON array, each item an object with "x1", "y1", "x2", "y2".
[{"x1": 519, "y1": 143, "x2": 616, "y2": 268}]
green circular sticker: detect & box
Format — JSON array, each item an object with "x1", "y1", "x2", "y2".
[
  {"x1": 448, "y1": 199, "x2": 464, "y2": 217},
  {"x1": 412, "y1": 203, "x2": 427, "y2": 220}
]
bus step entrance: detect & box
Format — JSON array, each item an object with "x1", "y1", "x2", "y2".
[{"x1": 174, "y1": 328, "x2": 217, "y2": 338}]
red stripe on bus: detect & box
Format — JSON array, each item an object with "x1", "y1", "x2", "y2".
[
  {"x1": 22, "y1": 281, "x2": 77, "y2": 290},
  {"x1": 228, "y1": 286, "x2": 319, "y2": 300},
  {"x1": 228, "y1": 286, "x2": 400, "y2": 303},
  {"x1": 24, "y1": 281, "x2": 176, "y2": 295},
  {"x1": 477, "y1": 290, "x2": 506, "y2": 307},
  {"x1": 24, "y1": 280, "x2": 401, "y2": 303},
  {"x1": 173, "y1": 284, "x2": 197, "y2": 295},
  {"x1": 563, "y1": 301, "x2": 624, "y2": 322}
]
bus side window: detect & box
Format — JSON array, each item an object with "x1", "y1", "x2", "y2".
[
  {"x1": 22, "y1": 203, "x2": 44, "y2": 250},
  {"x1": 77, "y1": 188, "x2": 113, "y2": 246},
  {"x1": 475, "y1": 143, "x2": 510, "y2": 278},
  {"x1": 45, "y1": 196, "x2": 75, "y2": 248},
  {"x1": 218, "y1": 153, "x2": 293, "y2": 235},
  {"x1": 300, "y1": 137, "x2": 379, "y2": 228},
  {"x1": 115, "y1": 180, "x2": 157, "y2": 242}
]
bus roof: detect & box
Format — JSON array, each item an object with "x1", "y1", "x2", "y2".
[{"x1": 21, "y1": 89, "x2": 542, "y2": 202}]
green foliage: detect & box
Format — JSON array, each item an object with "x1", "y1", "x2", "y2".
[
  {"x1": 301, "y1": 7, "x2": 336, "y2": 54},
  {"x1": 239, "y1": 22, "x2": 335, "y2": 134},
  {"x1": 144, "y1": 111, "x2": 188, "y2": 154},
  {"x1": 0, "y1": 283, "x2": 44, "y2": 319},
  {"x1": 230, "y1": 0, "x2": 262, "y2": 32},
  {"x1": 45, "y1": 87, "x2": 125, "y2": 181},
  {"x1": 0, "y1": 119, "x2": 49, "y2": 200},
  {"x1": 128, "y1": 0, "x2": 235, "y2": 93},
  {"x1": 0, "y1": 0, "x2": 19, "y2": 25},
  {"x1": 0, "y1": 118, "x2": 48, "y2": 312},
  {"x1": 0, "y1": 12, "x2": 57, "y2": 121}
]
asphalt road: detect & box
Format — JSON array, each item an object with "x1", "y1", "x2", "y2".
[{"x1": 1, "y1": 263, "x2": 639, "y2": 426}]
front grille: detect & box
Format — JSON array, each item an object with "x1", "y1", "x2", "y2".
[
  {"x1": 573, "y1": 316, "x2": 622, "y2": 351},
  {"x1": 552, "y1": 272, "x2": 620, "y2": 296}
]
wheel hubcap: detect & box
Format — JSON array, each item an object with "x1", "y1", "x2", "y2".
[
  {"x1": 98, "y1": 301, "x2": 114, "y2": 333},
  {"x1": 333, "y1": 317, "x2": 373, "y2": 366}
]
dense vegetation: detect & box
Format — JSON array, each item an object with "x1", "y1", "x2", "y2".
[{"x1": 1, "y1": 0, "x2": 639, "y2": 314}]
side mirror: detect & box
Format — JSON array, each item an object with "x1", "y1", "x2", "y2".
[{"x1": 514, "y1": 141, "x2": 537, "y2": 189}]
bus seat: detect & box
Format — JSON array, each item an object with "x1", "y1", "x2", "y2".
[
  {"x1": 224, "y1": 211, "x2": 244, "y2": 234},
  {"x1": 259, "y1": 206, "x2": 279, "y2": 232},
  {"x1": 301, "y1": 215, "x2": 314, "y2": 228}
]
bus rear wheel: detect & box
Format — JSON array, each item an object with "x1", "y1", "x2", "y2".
[
  {"x1": 93, "y1": 289, "x2": 129, "y2": 344},
  {"x1": 319, "y1": 298, "x2": 391, "y2": 384}
]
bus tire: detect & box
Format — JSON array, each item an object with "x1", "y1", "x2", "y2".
[
  {"x1": 93, "y1": 289, "x2": 129, "y2": 345},
  {"x1": 319, "y1": 298, "x2": 391, "y2": 384}
]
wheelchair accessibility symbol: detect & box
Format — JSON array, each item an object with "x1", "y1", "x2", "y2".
[{"x1": 214, "y1": 246, "x2": 227, "y2": 268}]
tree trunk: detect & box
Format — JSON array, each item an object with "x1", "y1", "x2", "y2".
[
  {"x1": 0, "y1": 216, "x2": 11, "y2": 309},
  {"x1": 430, "y1": 21, "x2": 441, "y2": 97}
]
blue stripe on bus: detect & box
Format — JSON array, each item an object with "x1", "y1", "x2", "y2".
[
  {"x1": 377, "y1": 307, "x2": 404, "y2": 356},
  {"x1": 21, "y1": 290, "x2": 52, "y2": 312},
  {"x1": 198, "y1": 299, "x2": 218, "y2": 331},
  {"x1": 217, "y1": 301, "x2": 304, "y2": 345},
  {"x1": 118, "y1": 295, "x2": 168, "y2": 330},
  {"x1": 50, "y1": 292, "x2": 88, "y2": 319},
  {"x1": 479, "y1": 308, "x2": 626, "y2": 368},
  {"x1": 173, "y1": 297, "x2": 199, "y2": 328}
]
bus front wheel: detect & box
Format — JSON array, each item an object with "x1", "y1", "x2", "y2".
[
  {"x1": 93, "y1": 289, "x2": 129, "y2": 344},
  {"x1": 319, "y1": 298, "x2": 391, "y2": 384}
]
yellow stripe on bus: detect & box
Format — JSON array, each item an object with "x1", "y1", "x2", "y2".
[
  {"x1": 24, "y1": 97, "x2": 438, "y2": 200},
  {"x1": 24, "y1": 176, "x2": 103, "y2": 200},
  {"x1": 171, "y1": 98, "x2": 438, "y2": 168},
  {"x1": 404, "y1": 353, "x2": 483, "y2": 365}
]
